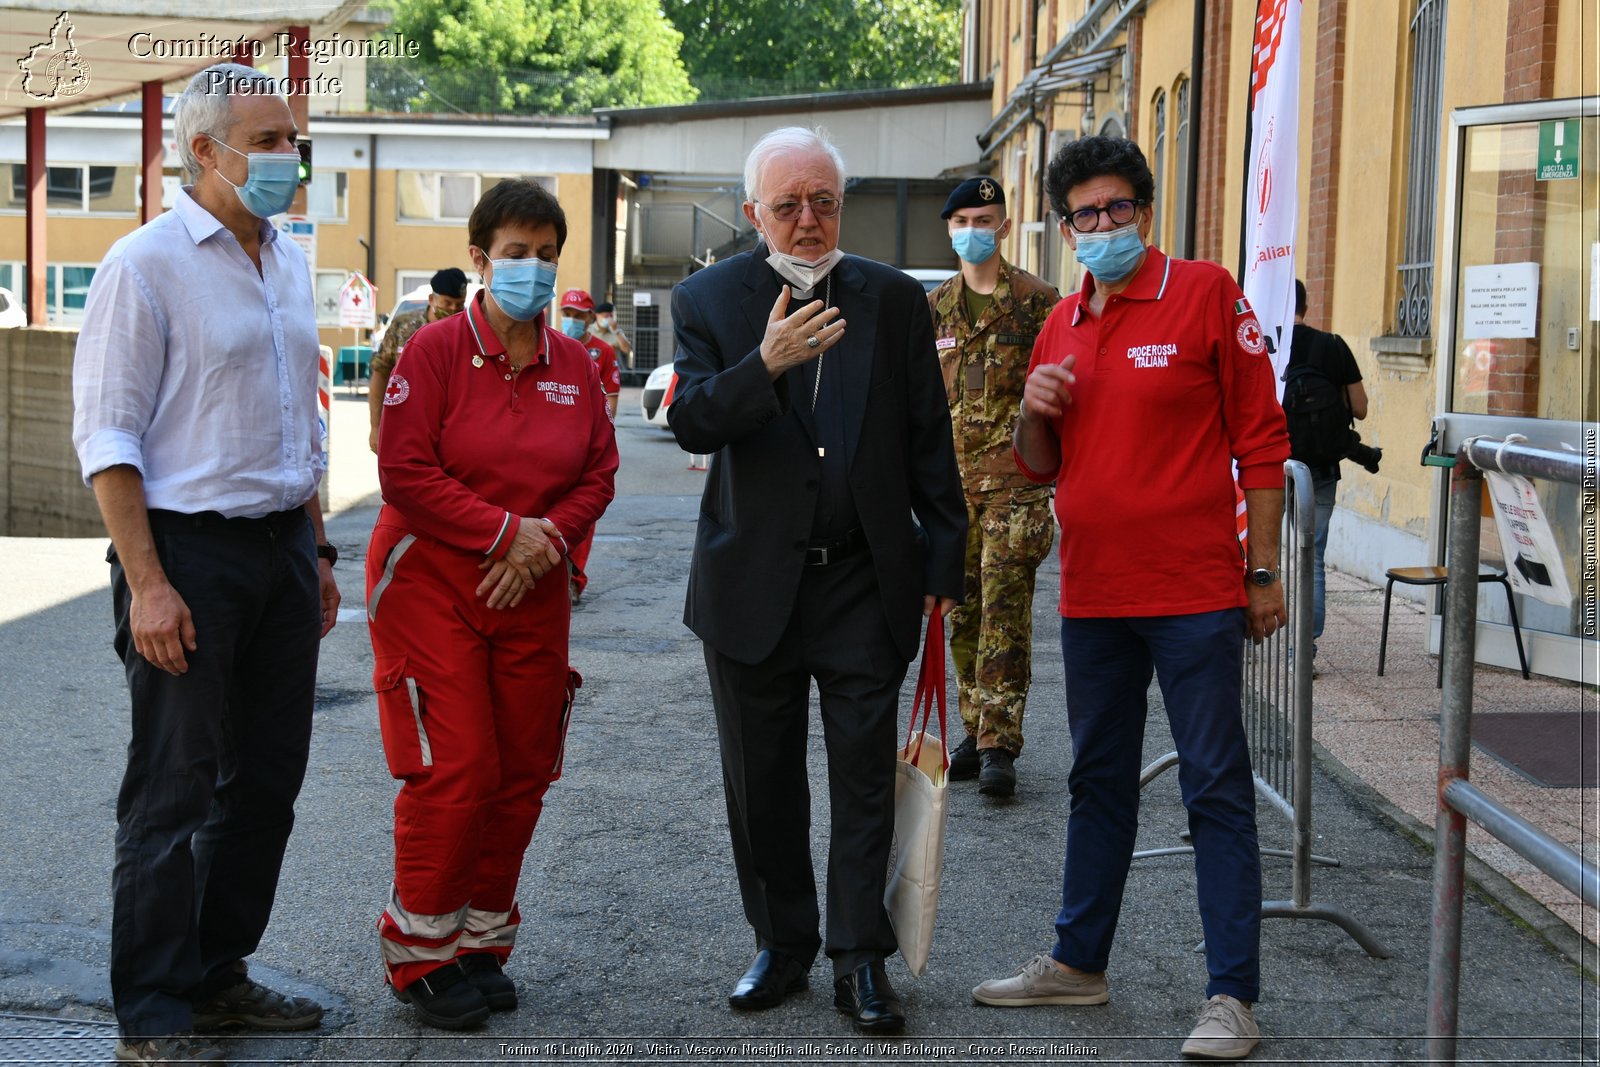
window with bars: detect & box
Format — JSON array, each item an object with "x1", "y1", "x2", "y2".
[
  {"x1": 1173, "y1": 77, "x2": 1192, "y2": 259},
  {"x1": 1396, "y1": 0, "x2": 1448, "y2": 338},
  {"x1": 1150, "y1": 89, "x2": 1167, "y2": 247}
]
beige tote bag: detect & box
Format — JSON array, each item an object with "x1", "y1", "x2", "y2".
[{"x1": 885, "y1": 610, "x2": 949, "y2": 976}]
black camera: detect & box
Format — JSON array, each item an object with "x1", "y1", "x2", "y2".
[{"x1": 1345, "y1": 433, "x2": 1383, "y2": 474}]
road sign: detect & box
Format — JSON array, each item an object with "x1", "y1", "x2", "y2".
[
  {"x1": 278, "y1": 215, "x2": 316, "y2": 273},
  {"x1": 339, "y1": 272, "x2": 376, "y2": 329},
  {"x1": 1537, "y1": 119, "x2": 1578, "y2": 181}
]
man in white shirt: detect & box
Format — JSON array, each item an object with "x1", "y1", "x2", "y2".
[{"x1": 72, "y1": 63, "x2": 340, "y2": 1066}]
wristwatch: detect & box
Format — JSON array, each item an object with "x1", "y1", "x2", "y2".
[
  {"x1": 317, "y1": 543, "x2": 339, "y2": 566},
  {"x1": 1245, "y1": 567, "x2": 1279, "y2": 587}
]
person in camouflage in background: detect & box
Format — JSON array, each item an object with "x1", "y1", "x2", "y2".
[
  {"x1": 928, "y1": 177, "x2": 1059, "y2": 799},
  {"x1": 368, "y1": 268, "x2": 468, "y2": 453}
]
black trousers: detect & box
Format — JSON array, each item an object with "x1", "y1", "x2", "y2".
[
  {"x1": 704, "y1": 552, "x2": 907, "y2": 977},
  {"x1": 108, "y1": 509, "x2": 320, "y2": 1037}
]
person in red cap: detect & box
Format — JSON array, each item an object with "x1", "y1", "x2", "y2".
[{"x1": 557, "y1": 289, "x2": 621, "y2": 604}]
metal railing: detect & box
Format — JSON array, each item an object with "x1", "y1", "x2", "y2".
[
  {"x1": 1135, "y1": 460, "x2": 1391, "y2": 958},
  {"x1": 1426, "y1": 436, "x2": 1600, "y2": 1061}
]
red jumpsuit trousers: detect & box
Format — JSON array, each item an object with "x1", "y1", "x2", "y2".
[{"x1": 366, "y1": 519, "x2": 576, "y2": 990}]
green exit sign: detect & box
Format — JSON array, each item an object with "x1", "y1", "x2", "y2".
[{"x1": 1537, "y1": 119, "x2": 1579, "y2": 181}]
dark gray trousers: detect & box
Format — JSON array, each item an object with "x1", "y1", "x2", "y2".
[{"x1": 109, "y1": 508, "x2": 320, "y2": 1037}]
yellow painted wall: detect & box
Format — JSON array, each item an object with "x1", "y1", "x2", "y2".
[
  {"x1": 1331, "y1": 0, "x2": 1434, "y2": 539},
  {"x1": 1139, "y1": 1, "x2": 1197, "y2": 253}
]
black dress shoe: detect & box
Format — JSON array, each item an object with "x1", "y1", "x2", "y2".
[
  {"x1": 390, "y1": 962, "x2": 490, "y2": 1030},
  {"x1": 729, "y1": 949, "x2": 808, "y2": 1010},
  {"x1": 979, "y1": 747, "x2": 1017, "y2": 797},
  {"x1": 458, "y1": 952, "x2": 517, "y2": 1011},
  {"x1": 948, "y1": 735, "x2": 980, "y2": 780},
  {"x1": 833, "y1": 961, "x2": 906, "y2": 1034}
]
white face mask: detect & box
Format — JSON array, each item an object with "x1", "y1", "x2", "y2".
[{"x1": 766, "y1": 247, "x2": 845, "y2": 292}]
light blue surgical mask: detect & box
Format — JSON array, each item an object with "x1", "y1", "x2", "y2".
[
  {"x1": 950, "y1": 226, "x2": 998, "y2": 265},
  {"x1": 209, "y1": 136, "x2": 300, "y2": 219},
  {"x1": 559, "y1": 316, "x2": 588, "y2": 339},
  {"x1": 486, "y1": 256, "x2": 558, "y2": 322},
  {"x1": 1073, "y1": 222, "x2": 1146, "y2": 284}
]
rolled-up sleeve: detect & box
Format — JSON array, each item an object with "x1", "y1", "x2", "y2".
[{"x1": 72, "y1": 253, "x2": 167, "y2": 485}]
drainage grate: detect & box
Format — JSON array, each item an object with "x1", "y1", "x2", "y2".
[{"x1": 0, "y1": 1014, "x2": 117, "y2": 1065}]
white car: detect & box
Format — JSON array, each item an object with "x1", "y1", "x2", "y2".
[
  {"x1": 640, "y1": 362, "x2": 677, "y2": 429},
  {"x1": 902, "y1": 267, "x2": 957, "y2": 293},
  {"x1": 0, "y1": 287, "x2": 26, "y2": 328},
  {"x1": 372, "y1": 281, "x2": 482, "y2": 347}
]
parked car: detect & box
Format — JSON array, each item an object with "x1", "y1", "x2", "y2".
[
  {"x1": 371, "y1": 281, "x2": 481, "y2": 348},
  {"x1": 902, "y1": 267, "x2": 957, "y2": 293},
  {"x1": 640, "y1": 362, "x2": 676, "y2": 429},
  {"x1": 0, "y1": 287, "x2": 25, "y2": 328}
]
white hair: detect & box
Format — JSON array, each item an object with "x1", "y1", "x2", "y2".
[
  {"x1": 743, "y1": 126, "x2": 847, "y2": 204},
  {"x1": 174, "y1": 63, "x2": 280, "y2": 181}
]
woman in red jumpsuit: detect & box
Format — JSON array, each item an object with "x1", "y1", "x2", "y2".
[{"x1": 365, "y1": 179, "x2": 619, "y2": 1029}]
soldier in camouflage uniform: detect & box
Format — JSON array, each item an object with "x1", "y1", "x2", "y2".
[
  {"x1": 929, "y1": 177, "x2": 1059, "y2": 798},
  {"x1": 367, "y1": 267, "x2": 468, "y2": 452}
]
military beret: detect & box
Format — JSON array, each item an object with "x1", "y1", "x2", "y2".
[
  {"x1": 941, "y1": 177, "x2": 1005, "y2": 219},
  {"x1": 430, "y1": 268, "x2": 468, "y2": 299}
]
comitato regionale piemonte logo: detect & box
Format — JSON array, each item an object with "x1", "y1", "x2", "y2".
[{"x1": 18, "y1": 11, "x2": 92, "y2": 101}]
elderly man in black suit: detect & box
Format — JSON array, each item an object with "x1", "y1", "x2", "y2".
[{"x1": 669, "y1": 126, "x2": 966, "y2": 1034}]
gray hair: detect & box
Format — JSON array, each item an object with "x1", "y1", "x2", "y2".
[
  {"x1": 174, "y1": 63, "x2": 279, "y2": 181},
  {"x1": 743, "y1": 126, "x2": 846, "y2": 204}
]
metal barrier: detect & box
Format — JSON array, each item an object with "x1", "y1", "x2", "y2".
[
  {"x1": 1426, "y1": 436, "x2": 1600, "y2": 1062},
  {"x1": 1134, "y1": 460, "x2": 1391, "y2": 958}
]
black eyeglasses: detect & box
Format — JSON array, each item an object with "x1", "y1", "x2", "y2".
[
  {"x1": 759, "y1": 196, "x2": 843, "y2": 222},
  {"x1": 1066, "y1": 198, "x2": 1147, "y2": 233}
]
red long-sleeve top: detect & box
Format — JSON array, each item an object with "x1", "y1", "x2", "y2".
[
  {"x1": 377, "y1": 292, "x2": 619, "y2": 557},
  {"x1": 1016, "y1": 248, "x2": 1289, "y2": 618}
]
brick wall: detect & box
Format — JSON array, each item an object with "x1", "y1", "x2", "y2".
[
  {"x1": 1487, "y1": 0, "x2": 1560, "y2": 417},
  {"x1": 2, "y1": 327, "x2": 102, "y2": 537},
  {"x1": 1304, "y1": 0, "x2": 1347, "y2": 323},
  {"x1": 1195, "y1": 0, "x2": 1232, "y2": 264}
]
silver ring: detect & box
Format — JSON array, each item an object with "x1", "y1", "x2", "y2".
[{"x1": 807, "y1": 335, "x2": 821, "y2": 349}]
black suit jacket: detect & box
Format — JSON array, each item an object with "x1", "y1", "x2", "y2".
[{"x1": 668, "y1": 248, "x2": 967, "y2": 665}]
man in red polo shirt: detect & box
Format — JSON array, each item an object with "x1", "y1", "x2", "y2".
[
  {"x1": 557, "y1": 289, "x2": 621, "y2": 602},
  {"x1": 971, "y1": 136, "x2": 1288, "y2": 1062}
]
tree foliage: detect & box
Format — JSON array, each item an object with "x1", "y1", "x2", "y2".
[
  {"x1": 372, "y1": 0, "x2": 697, "y2": 115},
  {"x1": 663, "y1": 0, "x2": 963, "y2": 100}
]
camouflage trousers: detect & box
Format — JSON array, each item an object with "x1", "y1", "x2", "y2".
[{"x1": 949, "y1": 493, "x2": 1054, "y2": 754}]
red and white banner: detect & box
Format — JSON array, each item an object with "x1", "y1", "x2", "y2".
[{"x1": 1240, "y1": 0, "x2": 1302, "y2": 393}]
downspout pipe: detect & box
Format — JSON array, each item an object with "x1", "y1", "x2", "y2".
[{"x1": 1185, "y1": 0, "x2": 1204, "y2": 259}]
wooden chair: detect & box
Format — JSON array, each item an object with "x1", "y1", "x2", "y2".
[{"x1": 1378, "y1": 566, "x2": 1530, "y2": 687}]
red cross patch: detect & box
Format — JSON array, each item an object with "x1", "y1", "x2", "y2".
[
  {"x1": 383, "y1": 374, "x2": 410, "y2": 406},
  {"x1": 1236, "y1": 319, "x2": 1266, "y2": 355}
]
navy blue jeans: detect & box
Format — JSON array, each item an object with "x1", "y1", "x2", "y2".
[
  {"x1": 109, "y1": 509, "x2": 320, "y2": 1037},
  {"x1": 1051, "y1": 609, "x2": 1261, "y2": 1003}
]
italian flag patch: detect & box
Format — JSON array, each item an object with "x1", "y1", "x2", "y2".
[{"x1": 1234, "y1": 298, "x2": 1251, "y2": 316}]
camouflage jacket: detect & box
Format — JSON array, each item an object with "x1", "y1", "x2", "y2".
[
  {"x1": 370, "y1": 308, "x2": 429, "y2": 380},
  {"x1": 928, "y1": 258, "x2": 1059, "y2": 496}
]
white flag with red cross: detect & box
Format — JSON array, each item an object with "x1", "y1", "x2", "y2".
[{"x1": 1240, "y1": 0, "x2": 1302, "y2": 394}]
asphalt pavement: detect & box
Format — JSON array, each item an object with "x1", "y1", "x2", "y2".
[{"x1": 0, "y1": 388, "x2": 1593, "y2": 1064}]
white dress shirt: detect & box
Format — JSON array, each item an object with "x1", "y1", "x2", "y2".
[{"x1": 72, "y1": 188, "x2": 324, "y2": 518}]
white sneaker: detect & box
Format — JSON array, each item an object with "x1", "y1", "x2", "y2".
[
  {"x1": 972, "y1": 953, "x2": 1108, "y2": 1006},
  {"x1": 1181, "y1": 994, "x2": 1260, "y2": 1059}
]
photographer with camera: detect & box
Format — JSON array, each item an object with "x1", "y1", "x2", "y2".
[{"x1": 1281, "y1": 279, "x2": 1378, "y2": 671}]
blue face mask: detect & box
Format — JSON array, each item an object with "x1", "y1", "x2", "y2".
[
  {"x1": 485, "y1": 256, "x2": 558, "y2": 322},
  {"x1": 1073, "y1": 222, "x2": 1146, "y2": 284},
  {"x1": 210, "y1": 136, "x2": 300, "y2": 219},
  {"x1": 950, "y1": 226, "x2": 998, "y2": 265},
  {"x1": 559, "y1": 316, "x2": 588, "y2": 339}
]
